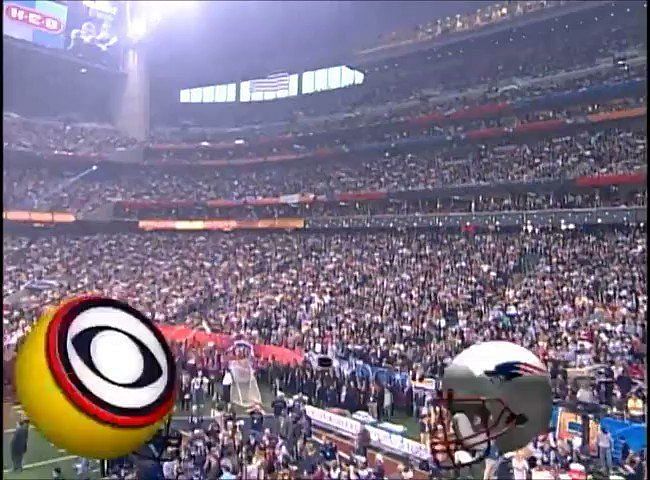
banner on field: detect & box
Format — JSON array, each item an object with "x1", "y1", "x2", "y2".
[
  {"x1": 305, "y1": 405, "x2": 431, "y2": 462},
  {"x1": 555, "y1": 408, "x2": 600, "y2": 456},
  {"x1": 156, "y1": 324, "x2": 304, "y2": 365}
]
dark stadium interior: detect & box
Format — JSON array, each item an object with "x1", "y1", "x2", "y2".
[{"x1": 2, "y1": 1, "x2": 647, "y2": 480}]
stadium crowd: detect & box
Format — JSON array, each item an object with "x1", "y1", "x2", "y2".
[
  {"x1": 6, "y1": 227, "x2": 639, "y2": 479},
  {"x1": 108, "y1": 189, "x2": 646, "y2": 222},
  {"x1": 3, "y1": 128, "x2": 646, "y2": 214},
  {"x1": 2, "y1": 1, "x2": 647, "y2": 478},
  {"x1": 148, "y1": 96, "x2": 646, "y2": 167},
  {"x1": 371, "y1": 1, "x2": 567, "y2": 49},
  {"x1": 4, "y1": 229, "x2": 646, "y2": 419},
  {"x1": 3, "y1": 114, "x2": 139, "y2": 156}
]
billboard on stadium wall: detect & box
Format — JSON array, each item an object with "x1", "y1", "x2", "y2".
[
  {"x1": 3, "y1": 210, "x2": 76, "y2": 223},
  {"x1": 555, "y1": 408, "x2": 600, "y2": 456},
  {"x1": 138, "y1": 218, "x2": 305, "y2": 232}
]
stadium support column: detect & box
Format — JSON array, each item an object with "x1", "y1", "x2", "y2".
[{"x1": 112, "y1": 45, "x2": 150, "y2": 141}]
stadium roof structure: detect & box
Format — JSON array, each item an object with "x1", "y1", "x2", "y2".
[{"x1": 145, "y1": 1, "x2": 487, "y2": 88}]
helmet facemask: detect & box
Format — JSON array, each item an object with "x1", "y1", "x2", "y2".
[{"x1": 428, "y1": 389, "x2": 520, "y2": 470}]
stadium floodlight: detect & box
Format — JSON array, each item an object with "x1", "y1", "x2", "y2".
[
  {"x1": 126, "y1": 1, "x2": 195, "y2": 41},
  {"x1": 127, "y1": 17, "x2": 147, "y2": 41}
]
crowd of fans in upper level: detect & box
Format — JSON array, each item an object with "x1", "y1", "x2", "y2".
[
  {"x1": 4, "y1": 127, "x2": 645, "y2": 214},
  {"x1": 3, "y1": 0, "x2": 644, "y2": 153},
  {"x1": 3, "y1": 114, "x2": 139, "y2": 155},
  {"x1": 365, "y1": 0, "x2": 570, "y2": 51}
]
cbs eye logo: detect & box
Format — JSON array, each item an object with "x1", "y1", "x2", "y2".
[{"x1": 15, "y1": 296, "x2": 176, "y2": 459}]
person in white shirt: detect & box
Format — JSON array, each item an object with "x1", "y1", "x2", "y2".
[
  {"x1": 244, "y1": 457, "x2": 260, "y2": 480},
  {"x1": 597, "y1": 427, "x2": 613, "y2": 472},
  {"x1": 191, "y1": 374, "x2": 203, "y2": 405},
  {"x1": 222, "y1": 369, "x2": 233, "y2": 404},
  {"x1": 576, "y1": 385, "x2": 594, "y2": 404},
  {"x1": 162, "y1": 457, "x2": 179, "y2": 480},
  {"x1": 202, "y1": 375, "x2": 210, "y2": 398},
  {"x1": 75, "y1": 458, "x2": 90, "y2": 480},
  {"x1": 189, "y1": 403, "x2": 203, "y2": 425},
  {"x1": 512, "y1": 453, "x2": 529, "y2": 480},
  {"x1": 383, "y1": 386, "x2": 392, "y2": 420}
]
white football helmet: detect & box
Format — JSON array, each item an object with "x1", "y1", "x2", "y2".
[{"x1": 428, "y1": 341, "x2": 552, "y2": 469}]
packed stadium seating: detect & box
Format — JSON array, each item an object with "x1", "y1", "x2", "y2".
[{"x1": 3, "y1": 1, "x2": 647, "y2": 478}]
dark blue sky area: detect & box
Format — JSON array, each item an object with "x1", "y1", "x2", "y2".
[{"x1": 147, "y1": 1, "x2": 492, "y2": 86}]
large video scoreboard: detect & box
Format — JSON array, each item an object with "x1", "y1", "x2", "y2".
[
  {"x1": 4, "y1": 1, "x2": 68, "y2": 49},
  {"x1": 4, "y1": 1, "x2": 124, "y2": 66}
]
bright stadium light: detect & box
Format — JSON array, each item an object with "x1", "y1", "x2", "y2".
[
  {"x1": 127, "y1": 17, "x2": 147, "y2": 41},
  {"x1": 126, "y1": 1, "x2": 195, "y2": 41}
]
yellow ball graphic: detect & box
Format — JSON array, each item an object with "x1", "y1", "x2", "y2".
[{"x1": 15, "y1": 296, "x2": 176, "y2": 459}]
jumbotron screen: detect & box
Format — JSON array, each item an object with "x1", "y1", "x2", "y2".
[
  {"x1": 4, "y1": 0, "x2": 123, "y2": 65},
  {"x1": 3, "y1": 1, "x2": 68, "y2": 49}
]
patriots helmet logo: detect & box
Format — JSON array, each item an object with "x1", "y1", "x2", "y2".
[{"x1": 484, "y1": 361, "x2": 548, "y2": 383}]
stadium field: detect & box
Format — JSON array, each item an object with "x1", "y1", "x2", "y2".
[{"x1": 3, "y1": 402, "x2": 102, "y2": 480}]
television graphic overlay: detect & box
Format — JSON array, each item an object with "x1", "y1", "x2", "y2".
[
  {"x1": 14, "y1": 295, "x2": 176, "y2": 459},
  {"x1": 3, "y1": 1, "x2": 68, "y2": 49}
]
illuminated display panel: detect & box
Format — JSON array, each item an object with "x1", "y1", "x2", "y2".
[
  {"x1": 301, "y1": 70, "x2": 315, "y2": 94},
  {"x1": 314, "y1": 68, "x2": 328, "y2": 92},
  {"x1": 341, "y1": 66, "x2": 355, "y2": 87},
  {"x1": 215, "y1": 84, "x2": 228, "y2": 102},
  {"x1": 202, "y1": 86, "x2": 215, "y2": 103},
  {"x1": 239, "y1": 81, "x2": 251, "y2": 102},
  {"x1": 189, "y1": 88, "x2": 202, "y2": 103},
  {"x1": 226, "y1": 83, "x2": 237, "y2": 102},
  {"x1": 288, "y1": 74, "x2": 299, "y2": 96},
  {"x1": 181, "y1": 66, "x2": 364, "y2": 103}
]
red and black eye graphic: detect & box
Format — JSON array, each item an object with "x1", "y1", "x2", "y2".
[{"x1": 46, "y1": 296, "x2": 176, "y2": 428}]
